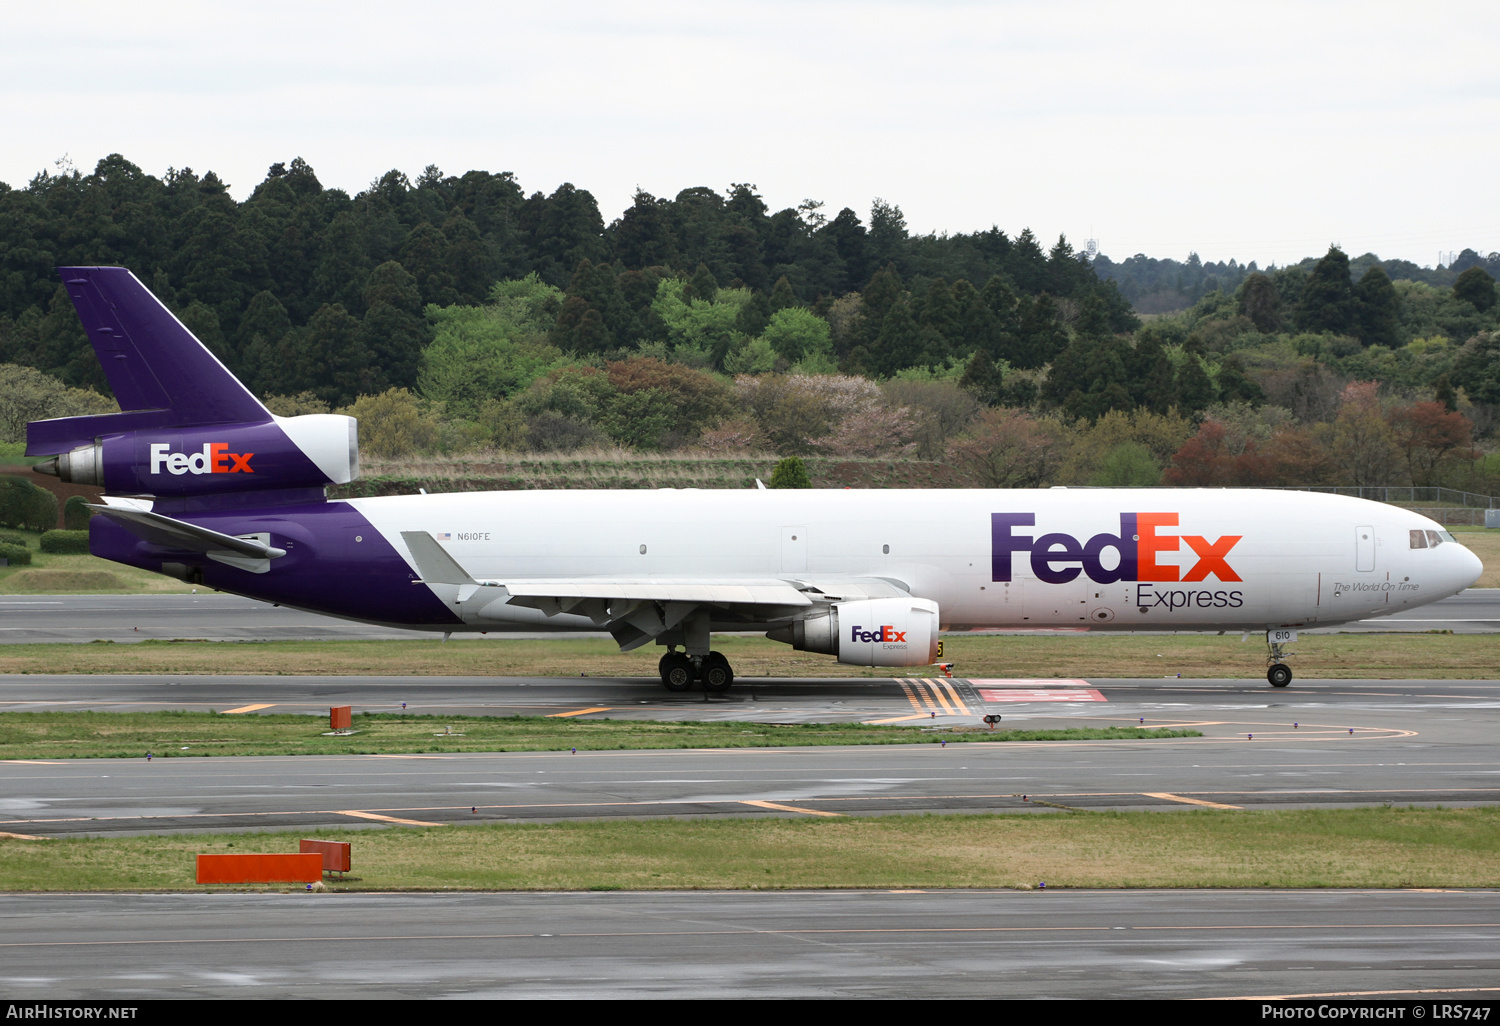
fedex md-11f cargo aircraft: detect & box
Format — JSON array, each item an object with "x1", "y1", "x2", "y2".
[{"x1": 29, "y1": 268, "x2": 1484, "y2": 690}]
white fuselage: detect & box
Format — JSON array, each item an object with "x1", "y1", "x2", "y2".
[{"x1": 348, "y1": 487, "x2": 1483, "y2": 634}]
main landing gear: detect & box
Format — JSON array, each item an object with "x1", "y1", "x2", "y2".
[{"x1": 658, "y1": 649, "x2": 735, "y2": 693}]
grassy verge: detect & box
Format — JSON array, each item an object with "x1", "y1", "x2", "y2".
[
  {"x1": 0, "y1": 631, "x2": 1494, "y2": 678},
  {"x1": 0, "y1": 711, "x2": 1199, "y2": 759},
  {"x1": 3, "y1": 808, "x2": 1497, "y2": 891},
  {"x1": 0, "y1": 529, "x2": 194, "y2": 594}
]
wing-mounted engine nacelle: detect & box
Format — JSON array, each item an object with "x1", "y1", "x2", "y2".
[
  {"x1": 34, "y1": 414, "x2": 359, "y2": 497},
  {"x1": 767, "y1": 597, "x2": 940, "y2": 667}
]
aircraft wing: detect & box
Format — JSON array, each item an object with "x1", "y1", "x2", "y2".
[{"x1": 399, "y1": 530, "x2": 912, "y2": 651}]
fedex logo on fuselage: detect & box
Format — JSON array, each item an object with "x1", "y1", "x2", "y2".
[
  {"x1": 851, "y1": 625, "x2": 907, "y2": 644},
  {"x1": 991, "y1": 512, "x2": 1241, "y2": 585},
  {"x1": 148, "y1": 443, "x2": 254, "y2": 476}
]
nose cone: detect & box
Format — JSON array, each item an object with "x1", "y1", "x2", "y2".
[{"x1": 1457, "y1": 542, "x2": 1484, "y2": 590}]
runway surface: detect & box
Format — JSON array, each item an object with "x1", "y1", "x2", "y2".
[
  {"x1": 4, "y1": 676, "x2": 1498, "y2": 836},
  {"x1": 0, "y1": 589, "x2": 1497, "y2": 642},
  {"x1": 0, "y1": 889, "x2": 1496, "y2": 1000},
  {"x1": 4, "y1": 602, "x2": 1499, "y2": 1001}
]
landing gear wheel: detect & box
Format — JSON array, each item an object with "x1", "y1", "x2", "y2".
[
  {"x1": 700, "y1": 651, "x2": 734, "y2": 693},
  {"x1": 1267, "y1": 664, "x2": 1293, "y2": 688},
  {"x1": 660, "y1": 651, "x2": 695, "y2": 692}
]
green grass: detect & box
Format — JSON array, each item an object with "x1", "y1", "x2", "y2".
[
  {"x1": 4, "y1": 807, "x2": 1497, "y2": 891},
  {"x1": 0, "y1": 711, "x2": 1200, "y2": 759},
  {"x1": 0, "y1": 527, "x2": 195, "y2": 594}
]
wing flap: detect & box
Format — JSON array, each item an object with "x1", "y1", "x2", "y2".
[{"x1": 501, "y1": 579, "x2": 813, "y2": 607}]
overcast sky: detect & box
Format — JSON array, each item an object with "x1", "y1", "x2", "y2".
[{"x1": 3, "y1": 0, "x2": 1496, "y2": 269}]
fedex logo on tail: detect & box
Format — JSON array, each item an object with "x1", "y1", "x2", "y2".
[
  {"x1": 149, "y1": 443, "x2": 254, "y2": 476},
  {"x1": 851, "y1": 625, "x2": 907, "y2": 644},
  {"x1": 992, "y1": 512, "x2": 1241, "y2": 585}
]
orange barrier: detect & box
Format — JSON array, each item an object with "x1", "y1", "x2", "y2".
[
  {"x1": 196, "y1": 853, "x2": 324, "y2": 884},
  {"x1": 330, "y1": 706, "x2": 352, "y2": 730},
  {"x1": 299, "y1": 839, "x2": 351, "y2": 873}
]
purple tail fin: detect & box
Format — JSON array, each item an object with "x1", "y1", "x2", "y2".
[
  {"x1": 60, "y1": 266, "x2": 269, "y2": 422},
  {"x1": 28, "y1": 267, "x2": 273, "y2": 455}
]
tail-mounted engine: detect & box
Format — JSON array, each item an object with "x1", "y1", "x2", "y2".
[
  {"x1": 26, "y1": 266, "x2": 359, "y2": 502},
  {"x1": 34, "y1": 414, "x2": 358, "y2": 498},
  {"x1": 767, "y1": 597, "x2": 940, "y2": 667}
]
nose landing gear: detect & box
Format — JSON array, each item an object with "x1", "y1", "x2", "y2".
[{"x1": 1265, "y1": 630, "x2": 1297, "y2": 687}]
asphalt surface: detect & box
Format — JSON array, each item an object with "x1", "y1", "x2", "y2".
[
  {"x1": 0, "y1": 589, "x2": 1496, "y2": 642},
  {"x1": 2, "y1": 889, "x2": 1498, "y2": 1000},
  {"x1": 3, "y1": 676, "x2": 1498, "y2": 835},
  {"x1": 4, "y1": 596, "x2": 1500, "y2": 1001}
]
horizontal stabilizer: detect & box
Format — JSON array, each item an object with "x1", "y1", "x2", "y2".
[
  {"x1": 400, "y1": 531, "x2": 479, "y2": 586},
  {"x1": 89, "y1": 505, "x2": 285, "y2": 561}
]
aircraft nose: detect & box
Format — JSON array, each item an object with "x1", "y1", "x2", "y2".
[{"x1": 1457, "y1": 542, "x2": 1484, "y2": 590}]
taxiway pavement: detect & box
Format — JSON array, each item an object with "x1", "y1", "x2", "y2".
[
  {"x1": 3, "y1": 676, "x2": 1497, "y2": 836},
  {"x1": 1, "y1": 889, "x2": 1496, "y2": 1000}
]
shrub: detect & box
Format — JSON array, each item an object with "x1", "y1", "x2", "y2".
[
  {"x1": 40, "y1": 530, "x2": 90, "y2": 554},
  {"x1": 0, "y1": 532, "x2": 27, "y2": 546},
  {"x1": 0, "y1": 542, "x2": 32, "y2": 566},
  {"x1": 0, "y1": 478, "x2": 57, "y2": 531},
  {"x1": 769, "y1": 456, "x2": 812, "y2": 489},
  {"x1": 63, "y1": 495, "x2": 92, "y2": 530}
]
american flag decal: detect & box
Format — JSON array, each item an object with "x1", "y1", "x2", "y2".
[{"x1": 436, "y1": 532, "x2": 451, "y2": 541}]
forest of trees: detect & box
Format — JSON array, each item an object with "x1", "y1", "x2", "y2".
[{"x1": 1, "y1": 154, "x2": 1498, "y2": 494}]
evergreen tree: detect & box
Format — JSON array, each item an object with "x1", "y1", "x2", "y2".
[
  {"x1": 770, "y1": 455, "x2": 811, "y2": 488},
  {"x1": 959, "y1": 348, "x2": 1005, "y2": 406},
  {"x1": 1215, "y1": 355, "x2": 1264, "y2": 405},
  {"x1": 1005, "y1": 228, "x2": 1049, "y2": 294},
  {"x1": 1237, "y1": 272, "x2": 1282, "y2": 332},
  {"x1": 1009, "y1": 293, "x2": 1067, "y2": 369},
  {"x1": 868, "y1": 199, "x2": 907, "y2": 269},
  {"x1": 768, "y1": 274, "x2": 798, "y2": 313},
  {"x1": 612, "y1": 189, "x2": 679, "y2": 269},
  {"x1": 871, "y1": 297, "x2": 924, "y2": 376},
  {"x1": 1136, "y1": 336, "x2": 1178, "y2": 415},
  {"x1": 735, "y1": 291, "x2": 772, "y2": 338},
  {"x1": 1453, "y1": 267, "x2": 1497, "y2": 312},
  {"x1": 1433, "y1": 373, "x2": 1459, "y2": 411},
  {"x1": 1295, "y1": 246, "x2": 1357, "y2": 335},
  {"x1": 1175, "y1": 340, "x2": 1217, "y2": 416},
  {"x1": 686, "y1": 262, "x2": 719, "y2": 304},
  {"x1": 1353, "y1": 265, "x2": 1401, "y2": 347}
]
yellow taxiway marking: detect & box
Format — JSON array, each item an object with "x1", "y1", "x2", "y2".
[
  {"x1": 922, "y1": 680, "x2": 958, "y2": 715},
  {"x1": 898, "y1": 679, "x2": 927, "y2": 714},
  {"x1": 222, "y1": 703, "x2": 275, "y2": 714},
  {"x1": 1143, "y1": 792, "x2": 1243, "y2": 810},
  {"x1": 864, "y1": 714, "x2": 934, "y2": 724},
  {"x1": 741, "y1": 800, "x2": 843, "y2": 817},
  {"x1": 0, "y1": 831, "x2": 51, "y2": 840},
  {"x1": 546, "y1": 707, "x2": 612, "y2": 718},
  {"x1": 1, "y1": 760, "x2": 66, "y2": 765},
  {"x1": 336, "y1": 810, "x2": 447, "y2": 827},
  {"x1": 934, "y1": 678, "x2": 972, "y2": 715}
]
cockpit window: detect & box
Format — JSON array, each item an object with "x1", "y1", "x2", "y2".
[
  {"x1": 1410, "y1": 530, "x2": 1428, "y2": 549},
  {"x1": 1438, "y1": 530, "x2": 1457, "y2": 544},
  {"x1": 1427, "y1": 530, "x2": 1444, "y2": 547}
]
